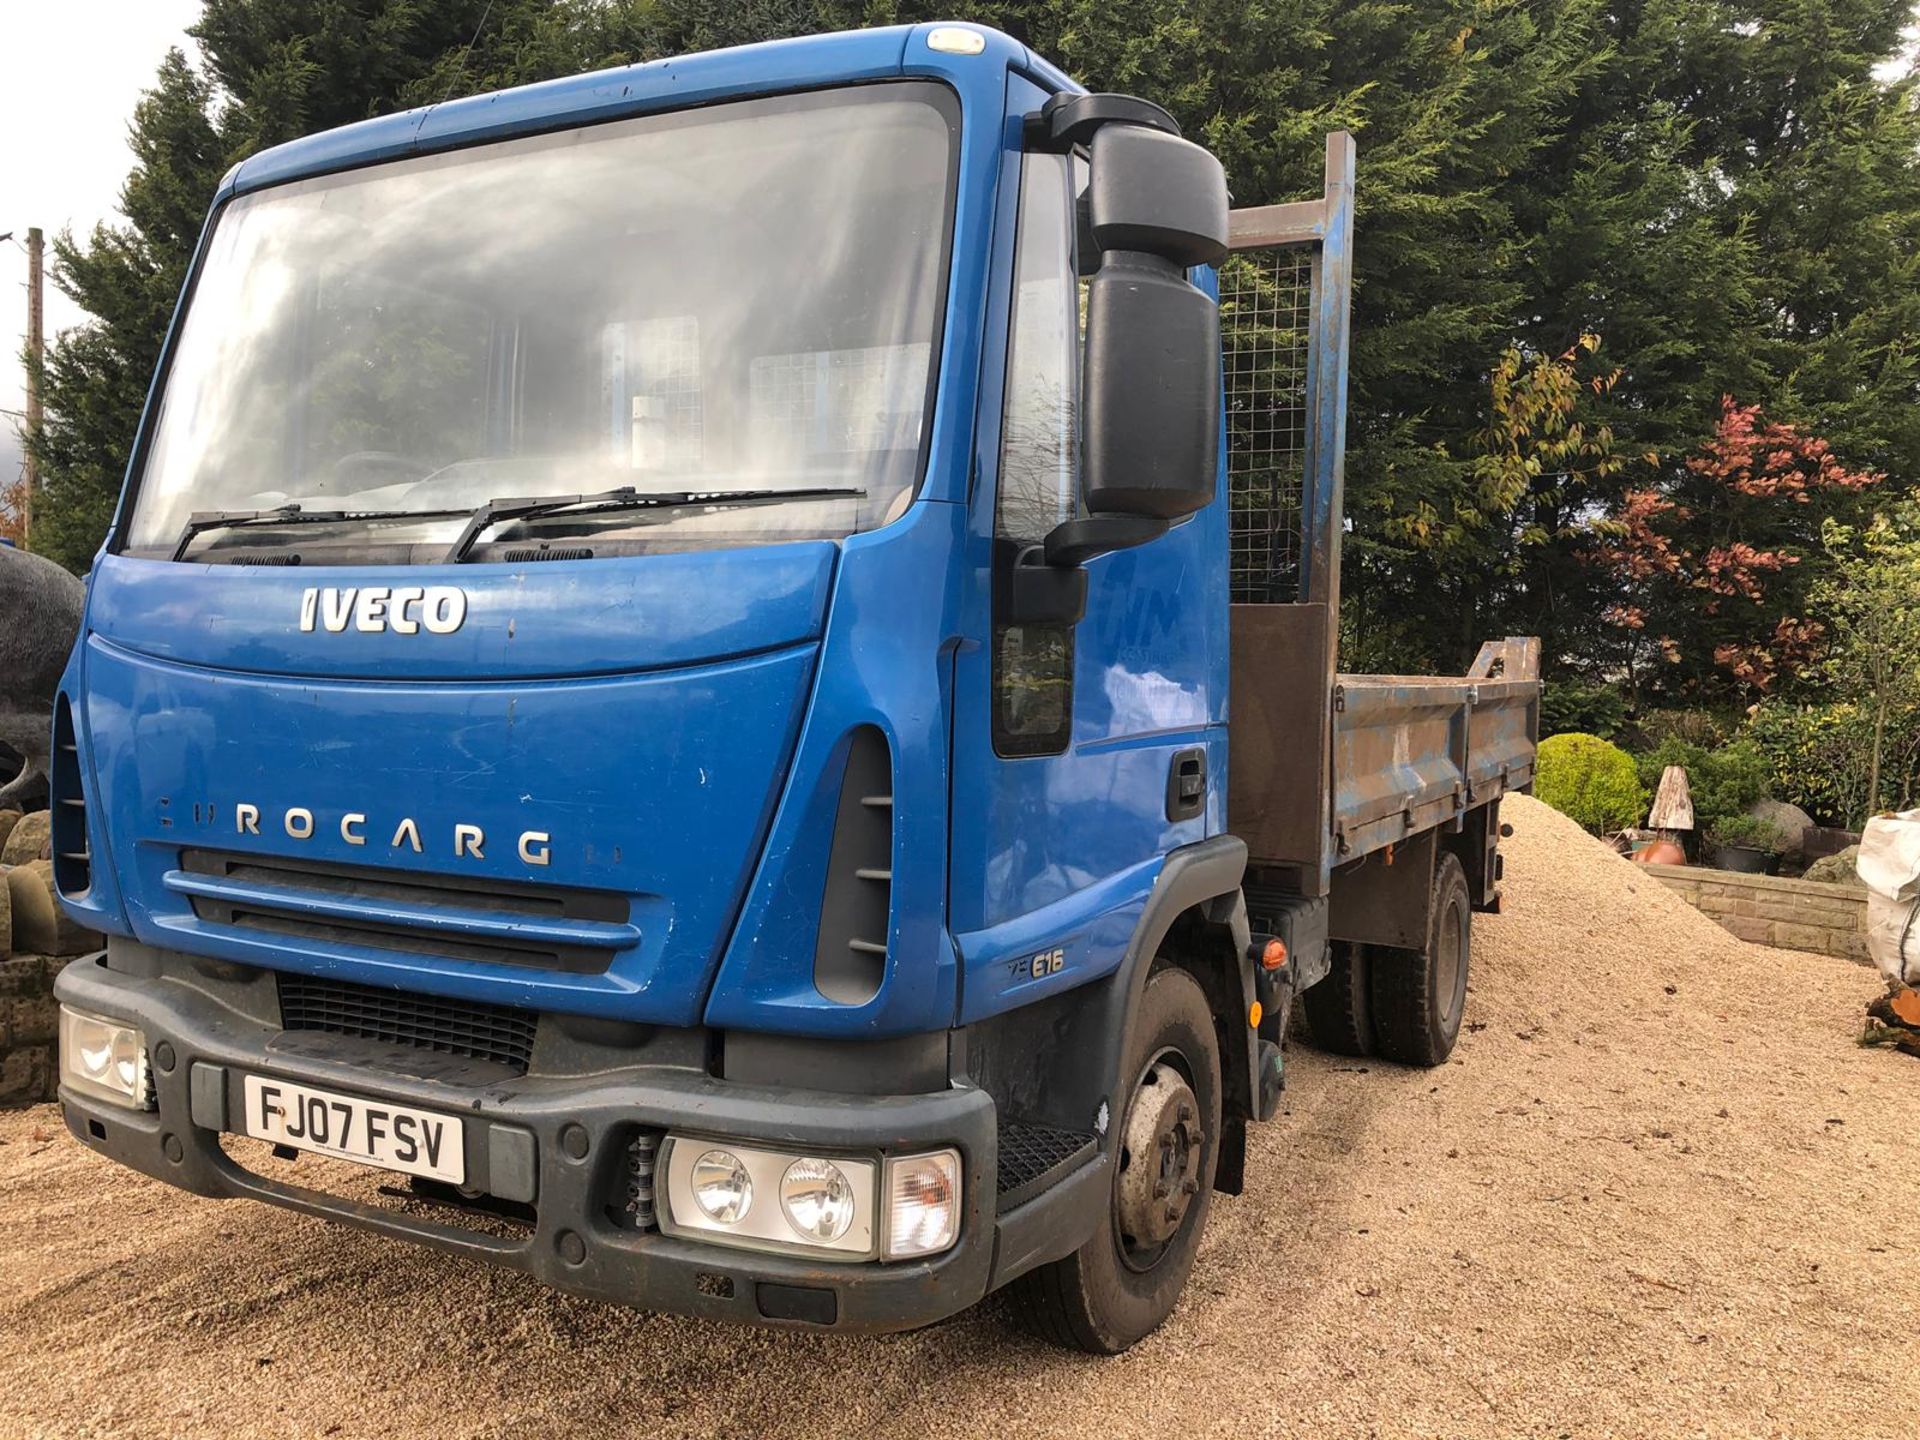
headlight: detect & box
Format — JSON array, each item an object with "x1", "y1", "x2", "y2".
[
  {"x1": 660, "y1": 1138, "x2": 876, "y2": 1258},
  {"x1": 689, "y1": 1149, "x2": 753, "y2": 1224},
  {"x1": 659, "y1": 1135, "x2": 963, "y2": 1262},
  {"x1": 780, "y1": 1157, "x2": 856, "y2": 1242},
  {"x1": 884, "y1": 1149, "x2": 961, "y2": 1258},
  {"x1": 59, "y1": 1007, "x2": 153, "y2": 1110}
]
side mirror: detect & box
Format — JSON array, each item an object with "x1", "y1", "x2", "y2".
[{"x1": 1043, "y1": 117, "x2": 1229, "y2": 570}]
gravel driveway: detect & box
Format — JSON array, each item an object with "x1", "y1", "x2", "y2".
[{"x1": 2, "y1": 796, "x2": 1914, "y2": 1439}]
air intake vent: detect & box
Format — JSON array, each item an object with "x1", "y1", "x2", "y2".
[
  {"x1": 49, "y1": 695, "x2": 90, "y2": 897},
  {"x1": 173, "y1": 848, "x2": 630, "y2": 974},
  {"x1": 277, "y1": 973, "x2": 537, "y2": 1072},
  {"x1": 504, "y1": 545, "x2": 594, "y2": 562},
  {"x1": 229, "y1": 553, "x2": 303, "y2": 566},
  {"x1": 813, "y1": 726, "x2": 893, "y2": 1004}
]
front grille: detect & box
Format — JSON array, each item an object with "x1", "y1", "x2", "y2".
[
  {"x1": 177, "y1": 848, "x2": 628, "y2": 974},
  {"x1": 277, "y1": 973, "x2": 538, "y2": 1072}
]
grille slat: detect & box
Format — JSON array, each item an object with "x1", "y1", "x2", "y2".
[
  {"x1": 178, "y1": 848, "x2": 627, "y2": 974},
  {"x1": 277, "y1": 974, "x2": 537, "y2": 1073}
]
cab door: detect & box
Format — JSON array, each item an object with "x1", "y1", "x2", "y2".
[{"x1": 946, "y1": 75, "x2": 1229, "y2": 1026}]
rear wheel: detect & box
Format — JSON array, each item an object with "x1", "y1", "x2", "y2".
[
  {"x1": 1009, "y1": 966, "x2": 1222, "y2": 1353},
  {"x1": 1368, "y1": 852, "x2": 1472, "y2": 1066},
  {"x1": 1301, "y1": 938, "x2": 1374, "y2": 1056}
]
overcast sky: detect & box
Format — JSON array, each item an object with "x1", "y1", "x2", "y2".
[{"x1": 1, "y1": 1, "x2": 201, "y2": 487}]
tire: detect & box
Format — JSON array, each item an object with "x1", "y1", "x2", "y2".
[
  {"x1": 1300, "y1": 938, "x2": 1374, "y2": 1056},
  {"x1": 1368, "y1": 852, "x2": 1471, "y2": 1067},
  {"x1": 1009, "y1": 966, "x2": 1223, "y2": 1354}
]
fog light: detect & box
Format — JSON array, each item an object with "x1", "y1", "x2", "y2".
[
  {"x1": 59, "y1": 1007, "x2": 152, "y2": 1110},
  {"x1": 689, "y1": 1149, "x2": 753, "y2": 1224},
  {"x1": 884, "y1": 1149, "x2": 961, "y2": 1258},
  {"x1": 781, "y1": 1157, "x2": 856, "y2": 1242}
]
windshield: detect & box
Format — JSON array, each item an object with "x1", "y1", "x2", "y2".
[{"x1": 125, "y1": 83, "x2": 959, "y2": 563}]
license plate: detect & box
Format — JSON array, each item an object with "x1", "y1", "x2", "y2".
[{"x1": 241, "y1": 1074, "x2": 465, "y2": 1184}]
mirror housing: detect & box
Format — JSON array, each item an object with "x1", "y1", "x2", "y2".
[{"x1": 1036, "y1": 104, "x2": 1228, "y2": 578}]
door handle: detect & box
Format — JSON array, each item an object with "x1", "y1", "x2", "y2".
[{"x1": 1166, "y1": 747, "x2": 1207, "y2": 822}]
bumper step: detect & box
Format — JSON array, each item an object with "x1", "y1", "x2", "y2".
[{"x1": 996, "y1": 1120, "x2": 1096, "y2": 1213}]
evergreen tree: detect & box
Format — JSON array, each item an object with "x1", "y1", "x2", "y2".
[
  {"x1": 27, "y1": 0, "x2": 497, "y2": 572},
  {"x1": 25, "y1": 0, "x2": 1920, "y2": 718},
  {"x1": 28, "y1": 50, "x2": 222, "y2": 572}
]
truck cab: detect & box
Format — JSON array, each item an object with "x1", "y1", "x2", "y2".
[{"x1": 52, "y1": 23, "x2": 1535, "y2": 1353}]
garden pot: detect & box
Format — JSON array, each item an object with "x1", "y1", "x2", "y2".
[
  {"x1": 1716, "y1": 844, "x2": 1777, "y2": 875},
  {"x1": 1632, "y1": 837, "x2": 1688, "y2": 867}
]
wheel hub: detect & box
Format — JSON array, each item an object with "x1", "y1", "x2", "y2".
[{"x1": 1116, "y1": 1059, "x2": 1204, "y2": 1251}]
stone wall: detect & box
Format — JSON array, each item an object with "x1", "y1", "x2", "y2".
[
  {"x1": 1, "y1": 954, "x2": 73, "y2": 1105},
  {"x1": 1643, "y1": 862, "x2": 1870, "y2": 962}
]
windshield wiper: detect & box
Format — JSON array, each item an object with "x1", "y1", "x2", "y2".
[
  {"x1": 442, "y1": 485, "x2": 867, "y2": 563},
  {"x1": 170, "y1": 503, "x2": 473, "y2": 562}
]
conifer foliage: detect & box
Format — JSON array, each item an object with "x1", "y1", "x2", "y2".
[{"x1": 22, "y1": 0, "x2": 1920, "y2": 707}]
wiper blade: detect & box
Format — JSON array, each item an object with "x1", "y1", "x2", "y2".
[
  {"x1": 443, "y1": 485, "x2": 866, "y2": 563},
  {"x1": 171, "y1": 503, "x2": 472, "y2": 562}
]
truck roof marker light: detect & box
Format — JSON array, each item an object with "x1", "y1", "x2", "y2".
[
  {"x1": 1260, "y1": 937, "x2": 1288, "y2": 971},
  {"x1": 926, "y1": 26, "x2": 986, "y2": 55}
]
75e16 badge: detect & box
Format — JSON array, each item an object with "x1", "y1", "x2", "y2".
[{"x1": 1007, "y1": 947, "x2": 1066, "y2": 985}]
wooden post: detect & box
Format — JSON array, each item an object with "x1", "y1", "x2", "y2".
[{"x1": 1649, "y1": 765, "x2": 1695, "y2": 832}]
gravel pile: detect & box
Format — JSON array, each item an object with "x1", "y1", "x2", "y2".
[{"x1": 1, "y1": 795, "x2": 1912, "y2": 1439}]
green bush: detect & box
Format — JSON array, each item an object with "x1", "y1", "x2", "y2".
[
  {"x1": 1706, "y1": 811, "x2": 1792, "y2": 852},
  {"x1": 1536, "y1": 732, "x2": 1647, "y2": 833},
  {"x1": 1744, "y1": 700, "x2": 1920, "y2": 827},
  {"x1": 1632, "y1": 738, "x2": 1770, "y2": 835},
  {"x1": 1539, "y1": 680, "x2": 1628, "y2": 740}
]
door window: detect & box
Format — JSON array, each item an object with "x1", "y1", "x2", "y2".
[{"x1": 993, "y1": 150, "x2": 1081, "y2": 756}]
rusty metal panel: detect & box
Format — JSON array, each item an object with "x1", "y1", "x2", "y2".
[
  {"x1": 1468, "y1": 636, "x2": 1541, "y2": 682},
  {"x1": 1464, "y1": 678, "x2": 1538, "y2": 802},
  {"x1": 1327, "y1": 829, "x2": 1436, "y2": 949},
  {"x1": 1228, "y1": 603, "x2": 1332, "y2": 880},
  {"x1": 1330, "y1": 679, "x2": 1467, "y2": 861},
  {"x1": 1327, "y1": 674, "x2": 1538, "y2": 864},
  {"x1": 1228, "y1": 198, "x2": 1328, "y2": 249}
]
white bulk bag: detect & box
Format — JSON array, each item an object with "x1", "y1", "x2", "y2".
[{"x1": 1857, "y1": 808, "x2": 1920, "y2": 986}]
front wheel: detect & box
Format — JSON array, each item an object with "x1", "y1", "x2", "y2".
[{"x1": 1008, "y1": 965, "x2": 1222, "y2": 1353}]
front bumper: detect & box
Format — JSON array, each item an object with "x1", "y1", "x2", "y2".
[{"x1": 54, "y1": 951, "x2": 1100, "y2": 1333}]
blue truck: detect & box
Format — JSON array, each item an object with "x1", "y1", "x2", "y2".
[{"x1": 50, "y1": 23, "x2": 1538, "y2": 1352}]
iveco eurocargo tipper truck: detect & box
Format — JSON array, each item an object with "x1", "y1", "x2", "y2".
[{"x1": 51, "y1": 23, "x2": 1538, "y2": 1353}]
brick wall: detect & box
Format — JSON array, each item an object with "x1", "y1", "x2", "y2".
[
  {"x1": 1642, "y1": 862, "x2": 1870, "y2": 963},
  {"x1": 1, "y1": 955, "x2": 73, "y2": 1105}
]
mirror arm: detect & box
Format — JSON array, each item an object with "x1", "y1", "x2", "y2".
[
  {"x1": 1042, "y1": 514, "x2": 1170, "y2": 568},
  {"x1": 1026, "y1": 92, "x2": 1182, "y2": 152}
]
